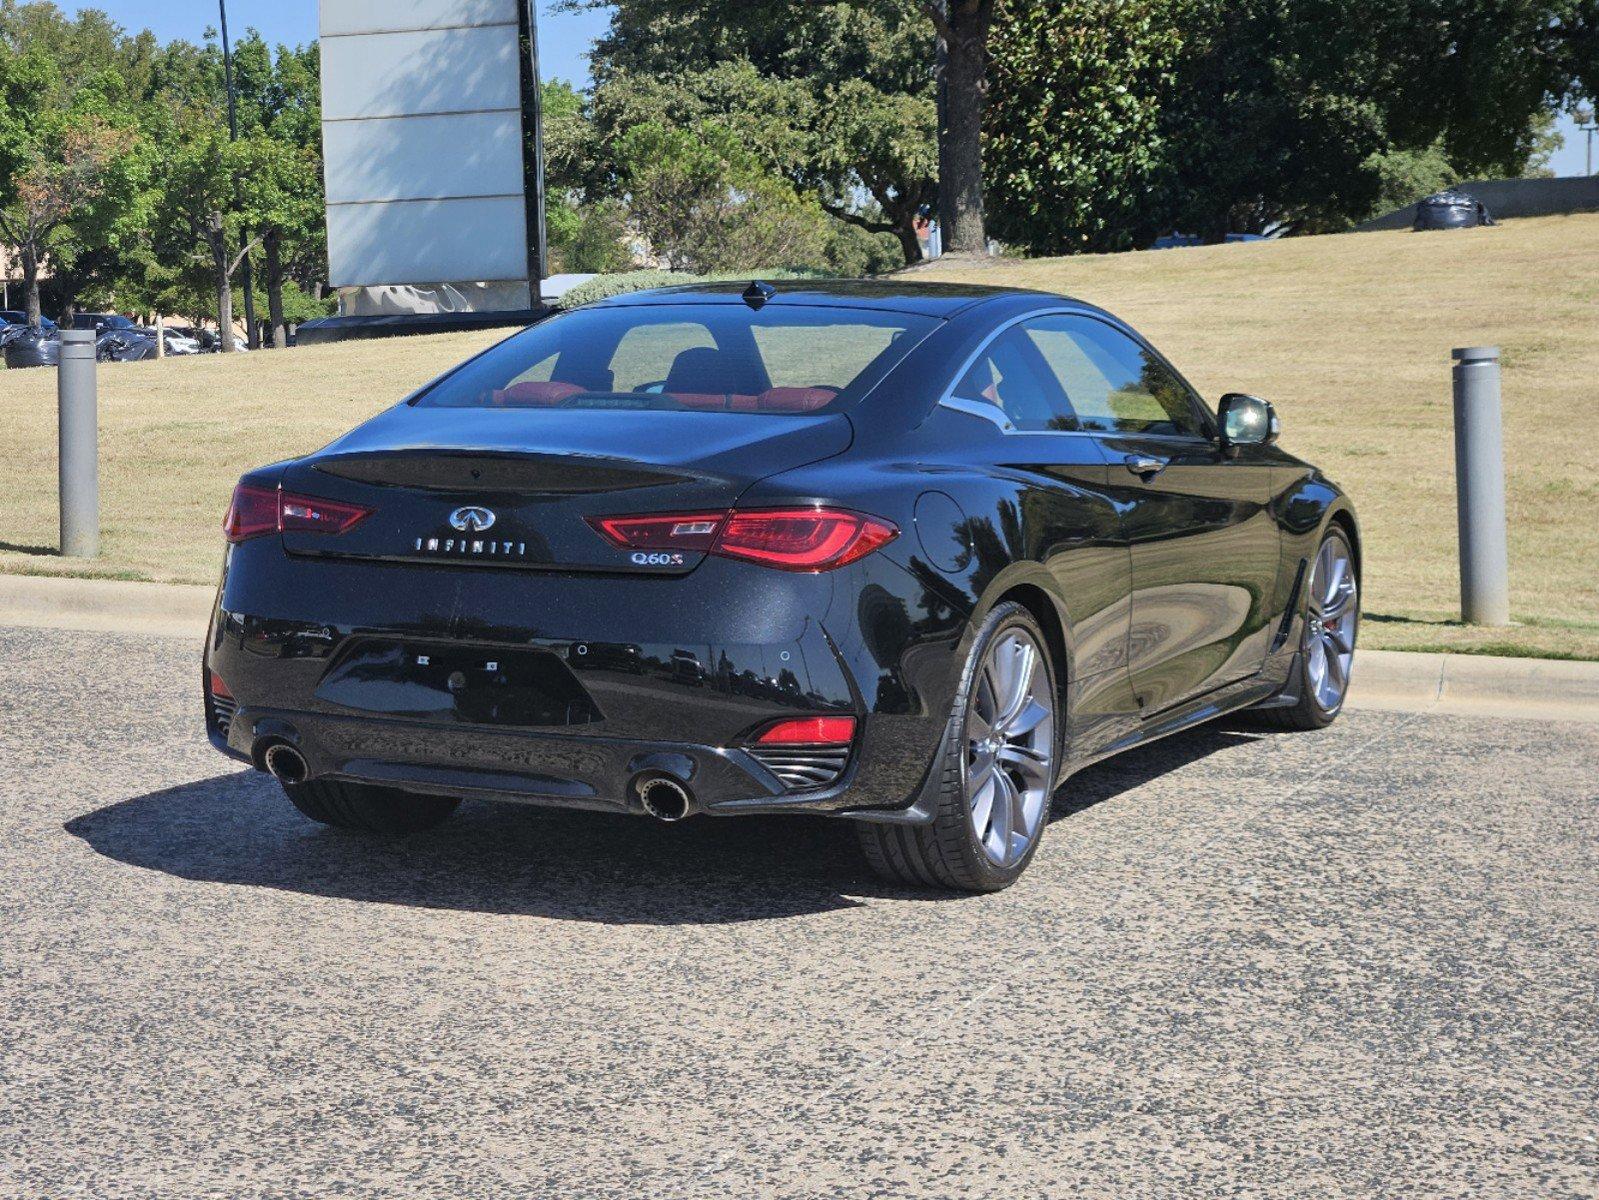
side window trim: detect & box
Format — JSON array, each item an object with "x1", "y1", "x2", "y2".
[
  {"x1": 937, "y1": 308, "x2": 1090, "y2": 437},
  {"x1": 938, "y1": 308, "x2": 1215, "y2": 441}
]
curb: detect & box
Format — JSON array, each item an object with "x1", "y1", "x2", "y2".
[
  {"x1": 2, "y1": 573, "x2": 1596, "y2": 723},
  {"x1": 1346, "y1": 648, "x2": 1599, "y2": 723},
  {"x1": 0, "y1": 573, "x2": 213, "y2": 639}
]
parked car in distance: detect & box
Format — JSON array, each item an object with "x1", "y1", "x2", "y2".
[
  {"x1": 162, "y1": 324, "x2": 218, "y2": 352},
  {"x1": 0, "y1": 310, "x2": 57, "y2": 331},
  {"x1": 205, "y1": 280, "x2": 1360, "y2": 891},
  {"x1": 71, "y1": 312, "x2": 139, "y2": 334}
]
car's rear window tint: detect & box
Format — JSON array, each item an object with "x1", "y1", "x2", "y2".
[{"x1": 414, "y1": 303, "x2": 938, "y2": 415}]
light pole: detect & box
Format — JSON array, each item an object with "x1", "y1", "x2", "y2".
[
  {"x1": 1576, "y1": 105, "x2": 1597, "y2": 177},
  {"x1": 218, "y1": 0, "x2": 259, "y2": 349}
]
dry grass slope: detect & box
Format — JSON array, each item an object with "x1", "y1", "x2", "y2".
[
  {"x1": 2, "y1": 213, "x2": 1596, "y2": 656},
  {"x1": 917, "y1": 215, "x2": 1599, "y2": 657}
]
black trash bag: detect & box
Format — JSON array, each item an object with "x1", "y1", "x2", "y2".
[
  {"x1": 1413, "y1": 189, "x2": 1495, "y2": 231},
  {"x1": 96, "y1": 330, "x2": 159, "y2": 362},
  {"x1": 2, "y1": 326, "x2": 60, "y2": 369}
]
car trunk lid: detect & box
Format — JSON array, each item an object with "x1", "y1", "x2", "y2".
[{"x1": 277, "y1": 405, "x2": 852, "y2": 574}]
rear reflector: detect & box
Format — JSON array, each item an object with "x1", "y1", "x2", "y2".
[
  {"x1": 753, "y1": 716, "x2": 857, "y2": 745},
  {"x1": 223, "y1": 483, "x2": 373, "y2": 543},
  {"x1": 208, "y1": 670, "x2": 232, "y2": 699},
  {"x1": 588, "y1": 507, "x2": 897, "y2": 572}
]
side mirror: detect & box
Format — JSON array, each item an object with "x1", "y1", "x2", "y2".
[{"x1": 1218, "y1": 393, "x2": 1279, "y2": 447}]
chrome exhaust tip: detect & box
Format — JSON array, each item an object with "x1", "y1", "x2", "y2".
[
  {"x1": 635, "y1": 774, "x2": 693, "y2": 822},
  {"x1": 262, "y1": 742, "x2": 309, "y2": 786}
]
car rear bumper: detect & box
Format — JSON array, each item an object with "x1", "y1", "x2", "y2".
[
  {"x1": 204, "y1": 539, "x2": 960, "y2": 817},
  {"x1": 208, "y1": 705, "x2": 859, "y2": 816}
]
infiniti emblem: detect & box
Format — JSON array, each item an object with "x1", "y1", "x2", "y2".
[{"x1": 448, "y1": 505, "x2": 496, "y2": 533}]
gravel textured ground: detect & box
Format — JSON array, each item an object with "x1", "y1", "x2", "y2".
[{"x1": 2, "y1": 624, "x2": 1596, "y2": 1199}]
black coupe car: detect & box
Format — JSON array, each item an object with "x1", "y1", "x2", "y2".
[{"x1": 205, "y1": 281, "x2": 1359, "y2": 891}]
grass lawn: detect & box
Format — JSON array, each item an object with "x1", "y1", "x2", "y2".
[{"x1": 2, "y1": 213, "x2": 1597, "y2": 657}]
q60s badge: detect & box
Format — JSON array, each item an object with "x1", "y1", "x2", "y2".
[{"x1": 631, "y1": 551, "x2": 686, "y2": 566}]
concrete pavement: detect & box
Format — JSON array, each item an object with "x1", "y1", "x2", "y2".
[{"x1": 1, "y1": 623, "x2": 1595, "y2": 1198}]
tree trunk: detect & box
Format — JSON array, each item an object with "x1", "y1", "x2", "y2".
[
  {"x1": 22, "y1": 252, "x2": 41, "y2": 327},
  {"x1": 264, "y1": 228, "x2": 287, "y2": 349},
  {"x1": 894, "y1": 219, "x2": 924, "y2": 265},
  {"x1": 213, "y1": 235, "x2": 236, "y2": 354},
  {"x1": 936, "y1": 3, "x2": 993, "y2": 257}
]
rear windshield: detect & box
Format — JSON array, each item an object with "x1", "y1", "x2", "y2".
[{"x1": 414, "y1": 303, "x2": 938, "y2": 415}]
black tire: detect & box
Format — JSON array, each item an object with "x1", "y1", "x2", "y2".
[
  {"x1": 856, "y1": 601, "x2": 1058, "y2": 893},
  {"x1": 1255, "y1": 526, "x2": 1359, "y2": 732},
  {"x1": 281, "y1": 778, "x2": 460, "y2": 834}
]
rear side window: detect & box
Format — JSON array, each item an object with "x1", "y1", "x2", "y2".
[
  {"x1": 950, "y1": 324, "x2": 1078, "y2": 431},
  {"x1": 416, "y1": 304, "x2": 938, "y2": 415},
  {"x1": 1027, "y1": 316, "x2": 1207, "y2": 437}
]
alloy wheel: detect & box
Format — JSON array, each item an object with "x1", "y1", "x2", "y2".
[
  {"x1": 1306, "y1": 534, "x2": 1359, "y2": 712},
  {"x1": 965, "y1": 628, "x2": 1055, "y2": 867}
]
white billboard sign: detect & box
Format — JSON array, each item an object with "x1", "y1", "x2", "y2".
[{"x1": 319, "y1": 0, "x2": 535, "y2": 303}]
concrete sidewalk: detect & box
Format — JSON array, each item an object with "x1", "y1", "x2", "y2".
[{"x1": 4, "y1": 571, "x2": 1597, "y2": 721}]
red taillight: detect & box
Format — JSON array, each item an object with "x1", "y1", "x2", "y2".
[
  {"x1": 588, "y1": 507, "x2": 897, "y2": 572},
  {"x1": 222, "y1": 484, "x2": 278, "y2": 543},
  {"x1": 223, "y1": 483, "x2": 373, "y2": 543},
  {"x1": 208, "y1": 670, "x2": 232, "y2": 699},
  {"x1": 279, "y1": 492, "x2": 372, "y2": 535},
  {"x1": 717, "y1": 509, "x2": 896, "y2": 571},
  {"x1": 753, "y1": 716, "x2": 857, "y2": 745},
  {"x1": 589, "y1": 512, "x2": 726, "y2": 552}
]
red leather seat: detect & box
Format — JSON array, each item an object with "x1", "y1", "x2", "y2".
[
  {"x1": 755, "y1": 387, "x2": 836, "y2": 412},
  {"x1": 490, "y1": 380, "x2": 584, "y2": 407}
]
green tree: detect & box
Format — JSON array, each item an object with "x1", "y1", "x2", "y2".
[
  {"x1": 540, "y1": 77, "x2": 634, "y2": 273},
  {"x1": 148, "y1": 115, "x2": 292, "y2": 351},
  {"x1": 985, "y1": 2, "x2": 1182, "y2": 255},
  {"x1": 578, "y1": 0, "x2": 967, "y2": 261},
  {"x1": 614, "y1": 121, "x2": 832, "y2": 271},
  {"x1": 1155, "y1": 0, "x2": 1599, "y2": 238},
  {"x1": 0, "y1": 34, "x2": 144, "y2": 324}
]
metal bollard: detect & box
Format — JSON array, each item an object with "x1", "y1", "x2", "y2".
[
  {"x1": 58, "y1": 329, "x2": 99, "y2": 558},
  {"x1": 1451, "y1": 346, "x2": 1509, "y2": 625}
]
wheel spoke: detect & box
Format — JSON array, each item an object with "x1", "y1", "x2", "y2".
[
  {"x1": 1323, "y1": 583, "x2": 1355, "y2": 621},
  {"x1": 969, "y1": 773, "x2": 997, "y2": 840},
  {"x1": 1007, "y1": 770, "x2": 1029, "y2": 846},
  {"x1": 1324, "y1": 638, "x2": 1348, "y2": 691},
  {"x1": 994, "y1": 640, "x2": 1035, "y2": 729},
  {"x1": 967, "y1": 750, "x2": 996, "y2": 797},
  {"x1": 1000, "y1": 698, "x2": 1050, "y2": 741},
  {"x1": 988, "y1": 771, "x2": 1015, "y2": 860},
  {"x1": 1321, "y1": 554, "x2": 1348, "y2": 610},
  {"x1": 1307, "y1": 638, "x2": 1327, "y2": 690},
  {"x1": 997, "y1": 742, "x2": 1050, "y2": 784},
  {"x1": 977, "y1": 665, "x2": 1000, "y2": 727},
  {"x1": 1327, "y1": 621, "x2": 1354, "y2": 655}
]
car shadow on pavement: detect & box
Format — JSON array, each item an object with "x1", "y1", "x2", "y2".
[
  {"x1": 1050, "y1": 725, "x2": 1262, "y2": 821},
  {"x1": 64, "y1": 726, "x2": 1260, "y2": 924}
]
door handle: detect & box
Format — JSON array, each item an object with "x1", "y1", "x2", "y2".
[{"x1": 1124, "y1": 454, "x2": 1167, "y2": 478}]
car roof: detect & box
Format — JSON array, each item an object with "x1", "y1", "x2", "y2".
[{"x1": 588, "y1": 278, "x2": 1081, "y2": 318}]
